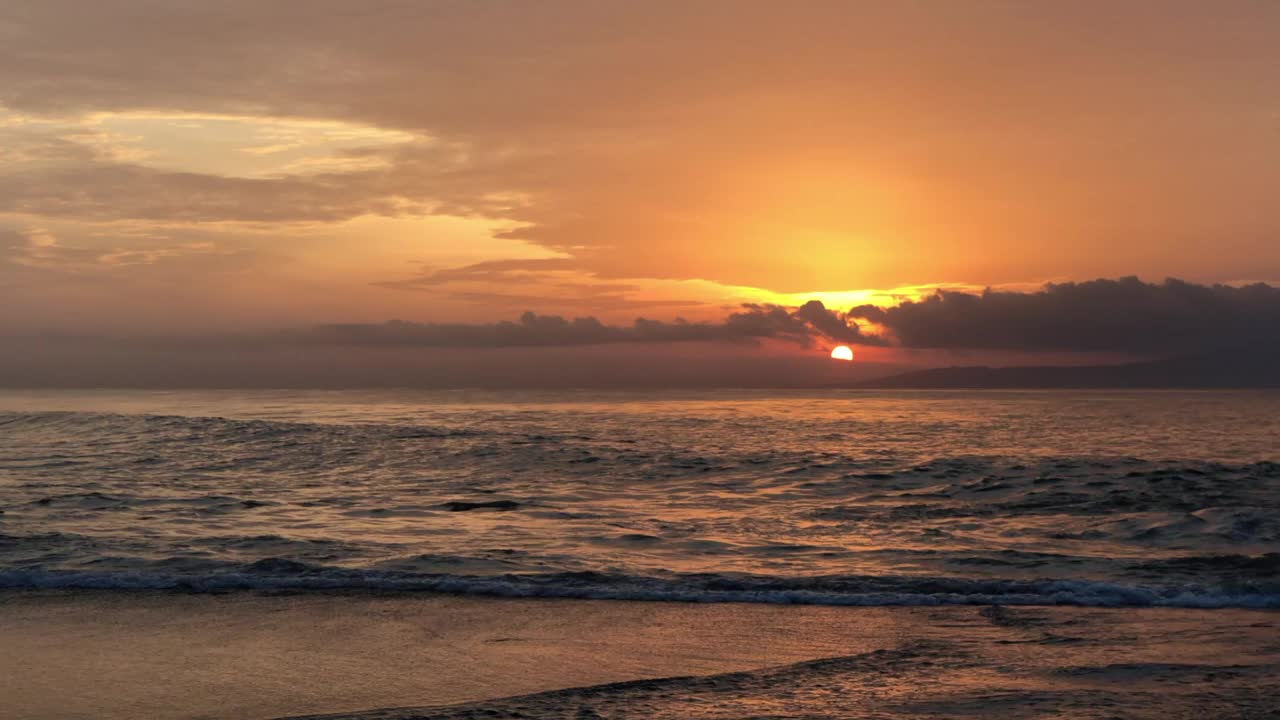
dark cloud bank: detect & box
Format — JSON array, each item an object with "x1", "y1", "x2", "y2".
[
  {"x1": 4, "y1": 278, "x2": 1280, "y2": 388},
  {"x1": 850, "y1": 277, "x2": 1280, "y2": 389},
  {"x1": 283, "y1": 277, "x2": 1280, "y2": 355},
  {"x1": 850, "y1": 277, "x2": 1280, "y2": 354},
  {"x1": 283, "y1": 302, "x2": 878, "y2": 349}
]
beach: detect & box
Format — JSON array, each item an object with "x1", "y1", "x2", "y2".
[{"x1": 3, "y1": 590, "x2": 1277, "y2": 719}]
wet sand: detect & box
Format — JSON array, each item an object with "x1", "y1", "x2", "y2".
[{"x1": 2, "y1": 590, "x2": 1277, "y2": 720}]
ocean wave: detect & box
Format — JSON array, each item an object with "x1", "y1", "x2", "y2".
[
  {"x1": 0, "y1": 410, "x2": 485, "y2": 440},
  {"x1": 279, "y1": 643, "x2": 955, "y2": 720},
  {"x1": 2, "y1": 563, "x2": 1277, "y2": 608}
]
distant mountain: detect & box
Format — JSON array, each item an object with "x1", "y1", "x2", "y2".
[{"x1": 859, "y1": 347, "x2": 1280, "y2": 389}]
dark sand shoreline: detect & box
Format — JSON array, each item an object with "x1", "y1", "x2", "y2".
[{"x1": 3, "y1": 590, "x2": 1278, "y2": 720}]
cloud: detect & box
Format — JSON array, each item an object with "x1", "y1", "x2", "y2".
[
  {"x1": 794, "y1": 299, "x2": 868, "y2": 344},
  {"x1": 0, "y1": 155, "x2": 418, "y2": 223},
  {"x1": 1, "y1": 225, "x2": 237, "y2": 274},
  {"x1": 849, "y1": 277, "x2": 1280, "y2": 354},
  {"x1": 278, "y1": 301, "x2": 884, "y2": 349},
  {"x1": 1, "y1": 227, "x2": 100, "y2": 269},
  {"x1": 373, "y1": 257, "x2": 716, "y2": 314},
  {"x1": 376, "y1": 258, "x2": 581, "y2": 289}
]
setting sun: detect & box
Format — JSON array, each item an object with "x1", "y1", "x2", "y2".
[{"x1": 830, "y1": 345, "x2": 854, "y2": 361}]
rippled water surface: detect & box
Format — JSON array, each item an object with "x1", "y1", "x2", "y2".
[{"x1": 1, "y1": 389, "x2": 1277, "y2": 606}]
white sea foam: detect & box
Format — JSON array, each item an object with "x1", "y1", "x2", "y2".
[{"x1": 2, "y1": 565, "x2": 1277, "y2": 608}]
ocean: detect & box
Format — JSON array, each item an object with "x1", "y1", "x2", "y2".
[{"x1": 2, "y1": 388, "x2": 1277, "y2": 608}]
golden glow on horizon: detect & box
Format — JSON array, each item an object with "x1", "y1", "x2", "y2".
[
  {"x1": 0, "y1": 101, "x2": 1175, "y2": 333},
  {"x1": 830, "y1": 345, "x2": 854, "y2": 361}
]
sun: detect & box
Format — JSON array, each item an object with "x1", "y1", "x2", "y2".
[{"x1": 830, "y1": 345, "x2": 854, "y2": 361}]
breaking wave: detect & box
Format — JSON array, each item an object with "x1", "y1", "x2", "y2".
[{"x1": 3, "y1": 563, "x2": 1277, "y2": 608}]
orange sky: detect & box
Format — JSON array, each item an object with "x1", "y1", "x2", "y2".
[{"x1": 3, "y1": 2, "x2": 1280, "y2": 350}]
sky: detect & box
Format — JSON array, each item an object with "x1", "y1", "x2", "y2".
[{"x1": 2, "y1": 1, "x2": 1280, "y2": 386}]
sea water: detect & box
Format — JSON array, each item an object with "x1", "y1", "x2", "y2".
[{"x1": 1, "y1": 389, "x2": 1277, "y2": 607}]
